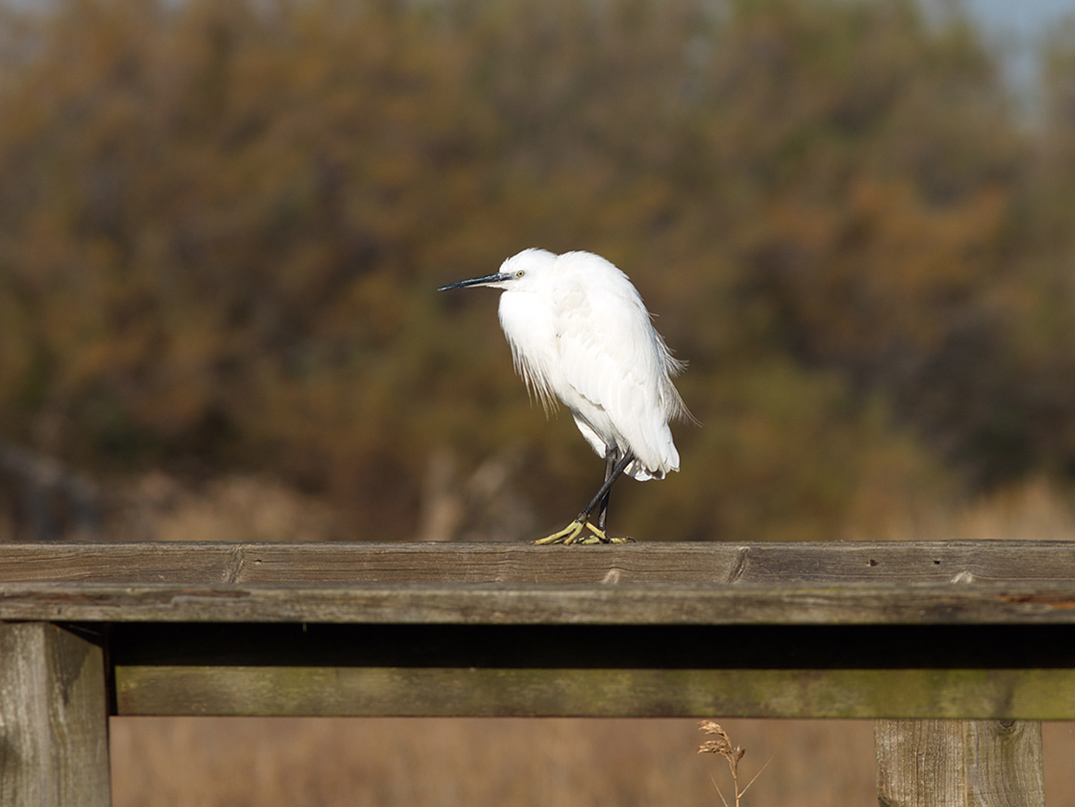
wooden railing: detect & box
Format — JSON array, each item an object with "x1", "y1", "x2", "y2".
[{"x1": 2, "y1": 540, "x2": 1073, "y2": 806}]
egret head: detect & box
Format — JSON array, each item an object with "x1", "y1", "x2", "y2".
[{"x1": 437, "y1": 249, "x2": 555, "y2": 293}]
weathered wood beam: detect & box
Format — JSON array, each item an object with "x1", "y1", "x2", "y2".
[
  {"x1": 113, "y1": 665, "x2": 1075, "y2": 719},
  {"x1": 875, "y1": 720, "x2": 1044, "y2": 807},
  {"x1": 3, "y1": 580, "x2": 1075, "y2": 624},
  {"x1": 0, "y1": 623, "x2": 110, "y2": 807},
  {"x1": 2, "y1": 541, "x2": 1075, "y2": 586},
  {"x1": 102, "y1": 622, "x2": 1075, "y2": 719}
]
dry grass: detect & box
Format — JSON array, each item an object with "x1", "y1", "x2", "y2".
[
  {"x1": 697, "y1": 721, "x2": 761, "y2": 807},
  {"x1": 110, "y1": 718, "x2": 875, "y2": 807},
  {"x1": 880, "y1": 477, "x2": 1075, "y2": 543},
  {"x1": 109, "y1": 717, "x2": 1075, "y2": 806},
  {"x1": 106, "y1": 472, "x2": 348, "y2": 543}
]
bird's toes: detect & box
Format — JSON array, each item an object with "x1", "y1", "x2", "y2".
[
  {"x1": 563, "y1": 523, "x2": 595, "y2": 545},
  {"x1": 584, "y1": 522, "x2": 634, "y2": 544},
  {"x1": 569, "y1": 530, "x2": 634, "y2": 545},
  {"x1": 583, "y1": 522, "x2": 609, "y2": 542},
  {"x1": 533, "y1": 520, "x2": 635, "y2": 546},
  {"x1": 533, "y1": 519, "x2": 587, "y2": 545}
]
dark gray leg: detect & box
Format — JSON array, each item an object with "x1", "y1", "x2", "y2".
[
  {"x1": 576, "y1": 452, "x2": 633, "y2": 529},
  {"x1": 534, "y1": 450, "x2": 635, "y2": 545},
  {"x1": 596, "y1": 449, "x2": 618, "y2": 532}
]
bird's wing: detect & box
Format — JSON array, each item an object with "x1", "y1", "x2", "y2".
[{"x1": 553, "y1": 274, "x2": 680, "y2": 477}]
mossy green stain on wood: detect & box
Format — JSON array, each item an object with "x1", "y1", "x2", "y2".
[{"x1": 114, "y1": 665, "x2": 1075, "y2": 719}]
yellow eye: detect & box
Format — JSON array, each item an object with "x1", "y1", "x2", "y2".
[{"x1": 515, "y1": 270, "x2": 525, "y2": 278}]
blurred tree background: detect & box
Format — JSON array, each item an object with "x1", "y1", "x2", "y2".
[{"x1": 1, "y1": 0, "x2": 1074, "y2": 543}]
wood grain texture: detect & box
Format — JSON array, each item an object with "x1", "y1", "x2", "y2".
[
  {"x1": 113, "y1": 666, "x2": 1075, "y2": 719},
  {"x1": 0, "y1": 542, "x2": 1064, "y2": 805},
  {"x1": 875, "y1": 720, "x2": 1044, "y2": 807},
  {"x1": 2, "y1": 541, "x2": 1074, "y2": 585},
  {"x1": 0, "y1": 623, "x2": 110, "y2": 807},
  {"x1": 3, "y1": 580, "x2": 1075, "y2": 624}
]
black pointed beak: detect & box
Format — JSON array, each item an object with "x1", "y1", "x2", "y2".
[{"x1": 437, "y1": 272, "x2": 510, "y2": 291}]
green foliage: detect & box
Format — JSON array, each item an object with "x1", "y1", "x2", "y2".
[{"x1": 1, "y1": 0, "x2": 1074, "y2": 540}]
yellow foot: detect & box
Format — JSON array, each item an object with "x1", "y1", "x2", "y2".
[{"x1": 533, "y1": 521, "x2": 634, "y2": 545}]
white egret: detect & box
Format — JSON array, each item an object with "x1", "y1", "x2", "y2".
[{"x1": 439, "y1": 249, "x2": 690, "y2": 544}]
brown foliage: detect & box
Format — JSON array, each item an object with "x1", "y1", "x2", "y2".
[{"x1": 1, "y1": 0, "x2": 1075, "y2": 541}]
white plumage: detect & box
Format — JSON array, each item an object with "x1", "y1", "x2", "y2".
[
  {"x1": 439, "y1": 248, "x2": 689, "y2": 543},
  {"x1": 496, "y1": 249, "x2": 687, "y2": 479}
]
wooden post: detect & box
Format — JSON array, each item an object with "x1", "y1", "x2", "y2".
[
  {"x1": 0, "y1": 622, "x2": 111, "y2": 807},
  {"x1": 875, "y1": 719, "x2": 1044, "y2": 807}
]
